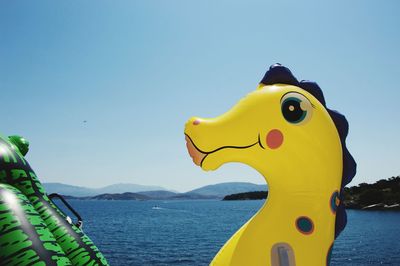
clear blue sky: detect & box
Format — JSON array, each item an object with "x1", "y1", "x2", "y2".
[{"x1": 1, "y1": 1, "x2": 399, "y2": 192}]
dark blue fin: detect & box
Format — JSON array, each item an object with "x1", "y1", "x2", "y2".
[
  {"x1": 299, "y1": 80, "x2": 326, "y2": 107},
  {"x1": 260, "y1": 64, "x2": 299, "y2": 87}
]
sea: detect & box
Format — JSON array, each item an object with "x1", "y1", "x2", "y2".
[{"x1": 59, "y1": 200, "x2": 400, "y2": 265}]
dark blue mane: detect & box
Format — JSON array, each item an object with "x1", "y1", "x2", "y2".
[{"x1": 260, "y1": 64, "x2": 357, "y2": 238}]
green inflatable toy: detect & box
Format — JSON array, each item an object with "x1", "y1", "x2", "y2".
[{"x1": 0, "y1": 134, "x2": 108, "y2": 266}]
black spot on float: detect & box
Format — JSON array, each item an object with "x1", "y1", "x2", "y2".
[
  {"x1": 295, "y1": 216, "x2": 314, "y2": 235},
  {"x1": 330, "y1": 191, "x2": 340, "y2": 214}
]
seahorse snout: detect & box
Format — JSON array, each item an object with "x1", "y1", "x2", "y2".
[{"x1": 185, "y1": 135, "x2": 206, "y2": 166}]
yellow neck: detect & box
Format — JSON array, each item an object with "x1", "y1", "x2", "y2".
[{"x1": 211, "y1": 161, "x2": 342, "y2": 266}]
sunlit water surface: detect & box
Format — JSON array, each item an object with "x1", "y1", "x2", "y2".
[{"x1": 60, "y1": 200, "x2": 400, "y2": 265}]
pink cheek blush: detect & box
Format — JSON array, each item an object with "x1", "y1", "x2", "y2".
[{"x1": 266, "y1": 129, "x2": 284, "y2": 149}]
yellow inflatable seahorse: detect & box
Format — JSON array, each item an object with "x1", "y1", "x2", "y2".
[{"x1": 184, "y1": 64, "x2": 356, "y2": 266}]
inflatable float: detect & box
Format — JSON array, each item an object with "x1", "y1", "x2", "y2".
[
  {"x1": 0, "y1": 135, "x2": 108, "y2": 265},
  {"x1": 185, "y1": 64, "x2": 356, "y2": 266}
]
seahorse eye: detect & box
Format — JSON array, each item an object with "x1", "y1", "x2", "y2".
[{"x1": 281, "y1": 92, "x2": 313, "y2": 124}]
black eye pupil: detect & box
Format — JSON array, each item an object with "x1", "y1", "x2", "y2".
[{"x1": 282, "y1": 99, "x2": 306, "y2": 123}]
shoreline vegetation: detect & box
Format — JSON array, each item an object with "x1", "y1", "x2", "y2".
[
  {"x1": 223, "y1": 176, "x2": 400, "y2": 211},
  {"x1": 343, "y1": 176, "x2": 400, "y2": 210}
]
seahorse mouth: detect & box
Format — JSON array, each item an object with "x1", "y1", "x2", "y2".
[
  {"x1": 185, "y1": 134, "x2": 261, "y2": 168},
  {"x1": 185, "y1": 135, "x2": 207, "y2": 166}
]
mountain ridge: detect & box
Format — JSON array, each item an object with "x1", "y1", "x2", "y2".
[
  {"x1": 43, "y1": 182, "x2": 167, "y2": 197},
  {"x1": 44, "y1": 181, "x2": 267, "y2": 198}
]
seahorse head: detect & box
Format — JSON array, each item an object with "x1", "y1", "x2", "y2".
[{"x1": 185, "y1": 64, "x2": 356, "y2": 237}]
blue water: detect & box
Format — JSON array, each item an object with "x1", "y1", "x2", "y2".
[{"x1": 61, "y1": 200, "x2": 400, "y2": 265}]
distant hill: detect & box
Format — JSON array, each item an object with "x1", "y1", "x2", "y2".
[
  {"x1": 223, "y1": 191, "x2": 268, "y2": 201},
  {"x1": 95, "y1": 183, "x2": 165, "y2": 194},
  {"x1": 137, "y1": 190, "x2": 179, "y2": 199},
  {"x1": 44, "y1": 182, "x2": 167, "y2": 197},
  {"x1": 44, "y1": 183, "x2": 96, "y2": 197},
  {"x1": 187, "y1": 182, "x2": 267, "y2": 197},
  {"x1": 91, "y1": 192, "x2": 150, "y2": 201}
]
